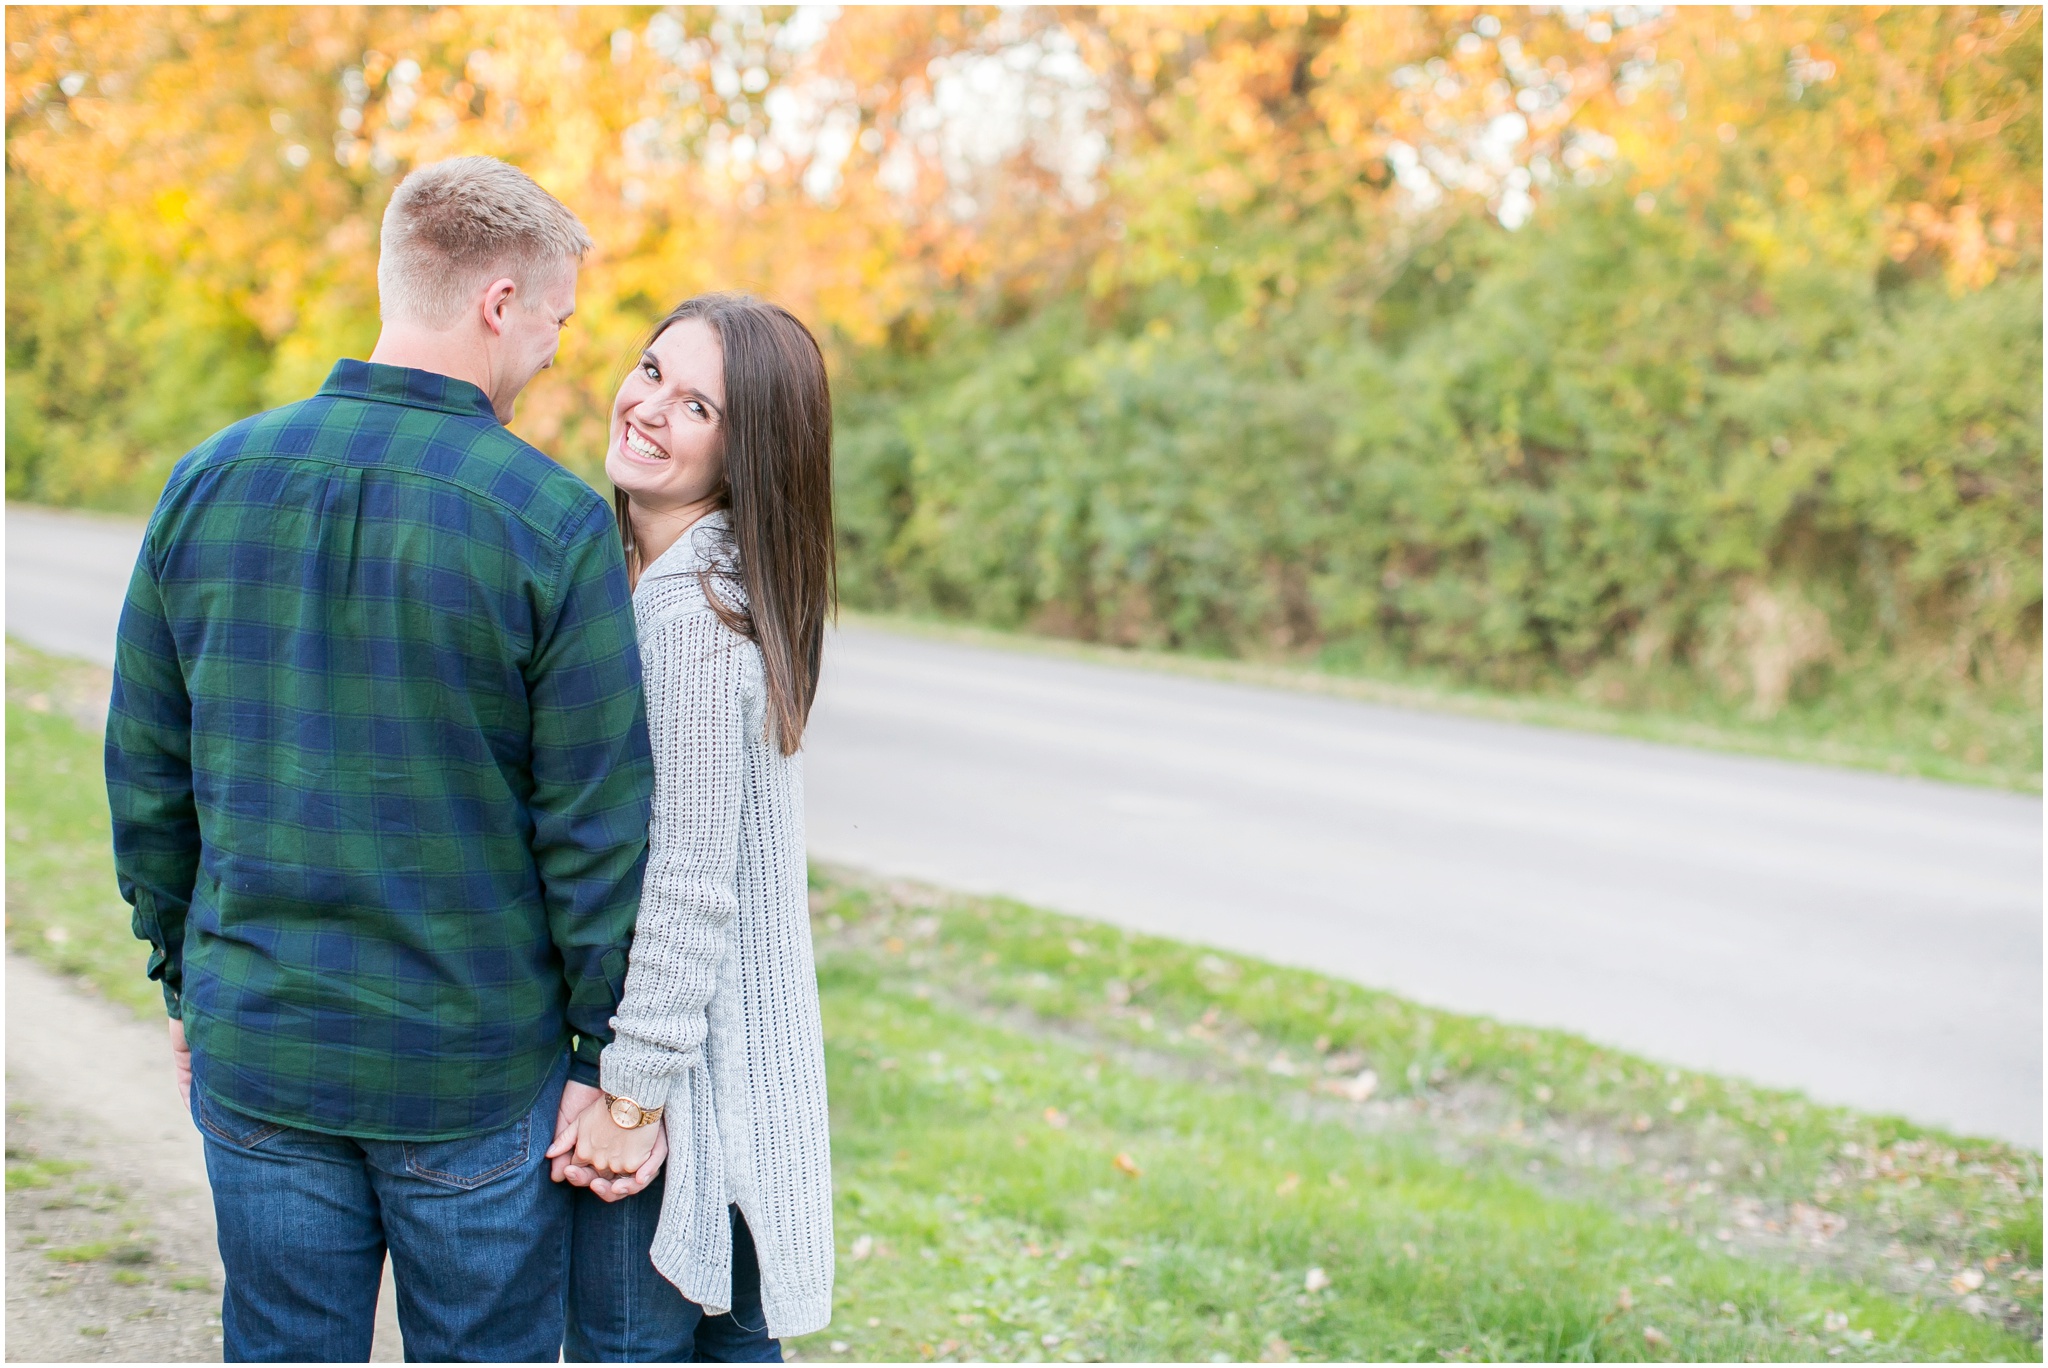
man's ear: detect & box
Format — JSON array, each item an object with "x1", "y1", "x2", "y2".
[{"x1": 480, "y1": 277, "x2": 518, "y2": 336}]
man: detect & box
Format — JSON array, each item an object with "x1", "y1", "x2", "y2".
[{"x1": 105, "y1": 156, "x2": 653, "y2": 1362}]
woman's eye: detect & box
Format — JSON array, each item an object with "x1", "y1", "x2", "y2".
[
  {"x1": 642, "y1": 363, "x2": 659, "y2": 381},
  {"x1": 687, "y1": 401, "x2": 705, "y2": 417}
]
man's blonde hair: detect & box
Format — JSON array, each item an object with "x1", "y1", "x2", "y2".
[{"x1": 377, "y1": 156, "x2": 593, "y2": 329}]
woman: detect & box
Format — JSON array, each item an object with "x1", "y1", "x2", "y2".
[{"x1": 548, "y1": 293, "x2": 836, "y2": 1361}]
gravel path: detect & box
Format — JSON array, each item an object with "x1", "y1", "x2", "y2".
[{"x1": 5, "y1": 954, "x2": 402, "y2": 1362}]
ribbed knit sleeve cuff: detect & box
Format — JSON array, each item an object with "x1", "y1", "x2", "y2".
[
  {"x1": 766, "y1": 1291, "x2": 835, "y2": 1341},
  {"x1": 599, "y1": 1043, "x2": 687, "y2": 1112}
]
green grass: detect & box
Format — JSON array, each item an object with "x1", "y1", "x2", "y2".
[
  {"x1": 806, "y1": 872, "x2": 2040, "y2": 1361},
  {"x1": 7, "y1": 639, "x2": 2040, "y2": 1359},
  {"x1": 6, "y1": 1157, "x2": 87, "y2": 1190},
  {"x1": 43, "y1": 1240, "x2": 155, "y2": 1266},
  {"x1": 5, "y1": 641, "x2": 163, "y2": 1016},
  {"x1": 843, "y1": 609, "x2": 2042, "y2": 795}
]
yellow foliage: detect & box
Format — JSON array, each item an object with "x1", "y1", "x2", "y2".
[{"x1": 6, "y1": 5, "x2": 2038, "y2": 491}]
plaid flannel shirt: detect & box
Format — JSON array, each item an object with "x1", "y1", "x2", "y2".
[{"x1": 106, "y1": 360, "x2": 653, "y2": 1141}]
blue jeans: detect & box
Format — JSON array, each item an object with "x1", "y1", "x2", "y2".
[
  {"x1": 565, "y1": 1185, "x2": 781, "y2": 1363},
  {"x1": 192, "y1": 1052, "x2": 571, "y2": 1362}
]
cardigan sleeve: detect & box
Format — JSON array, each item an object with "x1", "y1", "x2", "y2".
[{"x1": 599, "y1": 602, "x2": 758, "y2": 1109}]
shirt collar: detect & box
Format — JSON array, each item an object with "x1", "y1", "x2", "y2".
[
  {"x1": 318, "y1": 359, "x2": 499, "y2": 422},
  {"x1": 640, "y1": 509, "x2": 733, "y2": 585}
]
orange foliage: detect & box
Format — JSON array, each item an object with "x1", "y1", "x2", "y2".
[{"x1": 6, "y1": 6, "x2": 2038, "y2": 475}]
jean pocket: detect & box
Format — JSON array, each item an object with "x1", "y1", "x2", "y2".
[
  {"x1": 194, "y1": 1092, "x2": 286, "y2": 1150},
  {"x1": 401, "y1": 1112, "x2": 533, "y2": 1190}
]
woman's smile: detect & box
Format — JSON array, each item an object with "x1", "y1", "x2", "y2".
[{"x1": 619, "y1": 422, "x2": 669, "y2": 463}]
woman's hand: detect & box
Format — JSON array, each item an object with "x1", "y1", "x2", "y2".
[
  {"x1": 589, "y1": 1124, "x2": 667, "y2": 1203},
  {"x1": 550, "y1": 1098, "x2": 661, "y2": 1183},
  {"x1": 547, "y1": 1094, "x2": 670, "y2": 1201}
]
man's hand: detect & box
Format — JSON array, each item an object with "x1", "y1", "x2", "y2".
[
  {"x1": 168, "y1": 1018, "x2": 192, "y2": 1108},
  {"x1": 551, "y1": 1081, "x2": 604, "y2": 1184}
]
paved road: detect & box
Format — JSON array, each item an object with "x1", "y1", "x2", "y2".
[{"x1": 10, "y1": 504, "x2": 2041, "y2": 1146}]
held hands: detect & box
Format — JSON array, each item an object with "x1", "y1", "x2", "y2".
[{"x1": 547, "y1": 1088, "x2": 665, "y2": 1202}]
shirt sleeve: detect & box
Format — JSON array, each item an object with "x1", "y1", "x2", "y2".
[
  {"x1": 105, "y1": 534, "x2": 200, "y2": 1019},
  {"x1": 598, "y1": 605, "x2": 754, "y2": 1109},
  {"x1": 527, "y1": 513, "x2": 655, "y2": 1087}
]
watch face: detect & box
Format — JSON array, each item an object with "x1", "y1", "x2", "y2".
[{"x1": 609, "y1": 1097, "x2": 642, "y2": 1128}]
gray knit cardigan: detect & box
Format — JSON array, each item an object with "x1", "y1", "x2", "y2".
[{"x1": 599, "y1": 511, "x2": 834, "y2": 1337}]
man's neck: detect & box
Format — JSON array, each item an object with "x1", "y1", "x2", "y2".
[{"x1": 367, "y1": 324, "x2": 495, "y2": 409}]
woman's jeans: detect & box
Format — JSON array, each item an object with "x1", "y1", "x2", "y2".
[
  {"x1": 192, "y1": 1052, "x2": 571, "y2": 1363},
  {"x1": 565, "y1": 1180, "x2": 781, "y2": 1363}
]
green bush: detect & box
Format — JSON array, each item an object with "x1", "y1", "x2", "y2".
[
  {"x1": 836, "y1": 190, "x2": 2043, "y2": 729},
  {"x1": 5, "y1": 178, "x2": 272, "y2": 512}
]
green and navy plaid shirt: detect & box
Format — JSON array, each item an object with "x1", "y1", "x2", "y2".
[{"x1": 106, "y1": 360, "x2": 653, "y2": 1141}]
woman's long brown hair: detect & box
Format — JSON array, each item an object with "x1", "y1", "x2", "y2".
[{"x1": 614, "y1": 293, "x2": 836, "y2": 755}]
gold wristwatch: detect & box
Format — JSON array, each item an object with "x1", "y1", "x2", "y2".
[{"x1": 605, "y1": 1092, "x2": 665, "y2": 1129}]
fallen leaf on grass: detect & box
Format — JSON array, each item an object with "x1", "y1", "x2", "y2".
[
  {"x1": 1615, "y1": 1287, "x2": 1634, "y2": 1313},
  {"x1": 1643, "y1": 1327, "x2": 1670, "y2": 1348},
  {"x1": 1304, "y1": 1267, "x2": 1331, "y2": 1293},
  {"x1": 1276, "y1": 1173, "x2": 1300, "y2": 1197},
  {"x1": 1260, "y1": 1335, "x2": 1292, "y2": 1362},
  {"x1": 1043, "y1": 1107, "x2": 1068, "y2": 1129},
  {"x1": 1951, "y1": 1268, "x2": 1986, "y2": 1293},
  {"x1": 850, "y1": 1235, "x2": 874, "y2": 1262},
  {"x1": 1316, "y1": 1069, "x2": 1379, "y2": 1103},
  {"x1": 1114, "y1": 1152, "x2": 1141, "y2": 1177},
  {"x1": 1789, "y1": 1203, "x2": 1847, "y2": 1242}
]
